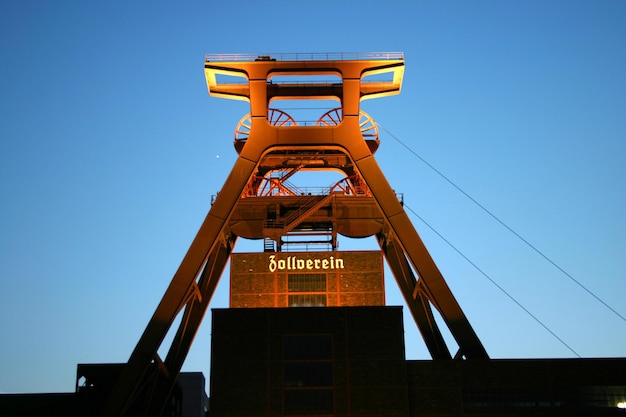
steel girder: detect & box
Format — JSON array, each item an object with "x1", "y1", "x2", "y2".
[{"x1": 102, "y1": 55, "x2": 487, "y2": 417}]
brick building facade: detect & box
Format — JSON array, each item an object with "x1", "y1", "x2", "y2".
[{"x1": 229, "y1": 251, "x2": 384, "y2": 308}]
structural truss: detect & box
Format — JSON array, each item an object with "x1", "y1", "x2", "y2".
[{"x1": 101, "y1": 52, "x2": 488, "y2": 417}]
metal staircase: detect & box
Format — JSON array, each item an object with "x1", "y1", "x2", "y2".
[{"x1": 263, "y1": 192, "x2": 335, "y2": 242}]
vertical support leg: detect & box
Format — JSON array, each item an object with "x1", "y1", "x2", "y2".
[
  {"x1": 101, "y1": 155, "x2": 259, "y2": 417},
  {"x1": 352, "y1": 153, "x2": 488, "y2": 359},
  {"x1": 145, "y1": 235, "x2": 235, "y2": 417},
  {"x1": 378, "y1": 233, "x2": 452, "y2": 359}
]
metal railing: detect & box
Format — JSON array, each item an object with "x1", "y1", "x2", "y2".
[{"x1": 205, "y1": 52, "x2": 404, "y2": 63}]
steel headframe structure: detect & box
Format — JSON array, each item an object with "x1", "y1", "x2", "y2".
[{"x1": 101, "y1": 52, "x2": 488, "y2": 417}]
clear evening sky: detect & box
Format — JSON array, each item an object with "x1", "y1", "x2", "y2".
[{"x1": 1, "y1": 0, "x2": 624, "y2": 394}]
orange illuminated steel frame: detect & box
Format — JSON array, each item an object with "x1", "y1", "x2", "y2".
[{"x1": 101, "y1": 52, "x2": 488, "y2": 417}]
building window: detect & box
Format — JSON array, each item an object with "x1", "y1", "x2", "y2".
[
  {"x1": 288, "y1": 273, "x2": 327, "y2": 307},
  {"x1": 284, "y1": 362, "x2": 333, "y2": 387},
  {"x1": 288, "y1": 273, "x2": 326, "y2": 292},
  {"x1": 284, "y1": 389, "x2": 334, "y2": 414},
  {"x1": 284, "y1": 335, "x2": 333, "y2": 360},
  {"x1": 283, "y1": 335, "x2": 334, "y2": 414}
]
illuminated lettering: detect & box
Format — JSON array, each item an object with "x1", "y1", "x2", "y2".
[
  {"x1": 268, "y1": 254, "x2": 345, "y2": 272},
  {"x1": 269, "y1": 255, "x2": 277, "y2": 272}
]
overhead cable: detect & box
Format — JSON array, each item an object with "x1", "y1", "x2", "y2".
[
  {"x1": 378, "y1": 123, "x2": 626, "y2": 325},
  {"x1": 404, "y1": 203, "x2": 581, "y2": 358}
]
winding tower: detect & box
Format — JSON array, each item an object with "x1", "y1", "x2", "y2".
[{"x1": 102, "y1": 52, "x2": 488, "y2": 417}]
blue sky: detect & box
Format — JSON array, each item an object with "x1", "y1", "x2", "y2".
[{"x1": 1, "y1": 1, "x2": 625, "y2": 394}]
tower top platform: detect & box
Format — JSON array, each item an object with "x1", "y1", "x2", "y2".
[
  {"x1": 204, "y1": 52, "x2": 405, "y2": 106},
  {"x1": 205, "y1": 51, "x2": 403, "y2": 62}
]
